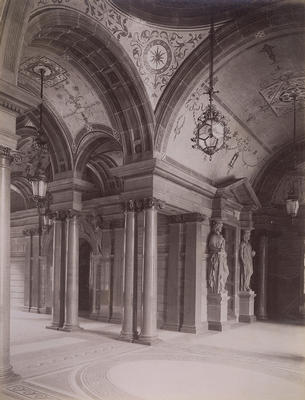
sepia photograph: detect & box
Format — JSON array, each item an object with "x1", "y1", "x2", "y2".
[{"x1": 0, "y1": 0, "x2": 304, "y2": 399}]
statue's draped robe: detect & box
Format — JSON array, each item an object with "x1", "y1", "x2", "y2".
[
  {"x1": 208, "y1": 233, "x2": 229, "y2": 294},
  {"x1": 240, "y1": 241, "x2": 254, "y2": 291}
]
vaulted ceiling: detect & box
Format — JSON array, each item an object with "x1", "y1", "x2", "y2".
[{"x1": 11, "y1": 0, "x2": 305, "y2": 208}]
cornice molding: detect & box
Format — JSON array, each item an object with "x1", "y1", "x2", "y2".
[
  {"x1": 111, "y1": 158, "x2": 216, "y2": 199},
  {"x1": 0, "y1": 79, "x2": 40, "y2": 115}
]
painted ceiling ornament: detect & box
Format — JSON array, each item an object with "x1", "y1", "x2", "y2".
[
  {"x1": 131, "y1": 29, "x2": 202, "y2": 104},
  {"x1": 190, "y1": 17, "x2": 230, "y2": 161},
  {"x1": 259, "y1": 73, "x2": 305, "y2": 116},
  {"x1": 19, "y1": 56, "x2": 69, "y2": 87}
]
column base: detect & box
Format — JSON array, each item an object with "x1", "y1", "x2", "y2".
[
  {"x1": 59, "y1": 325, "x2": 83, "y2": 332},
  {"x1": 208, "y1": 321, "x2": 230, "y2": 331},
  {"x1": 257, "y1": 314, "x2": 268, "y2": 321},
  {"x1": 135, "y1": 335, "x2": 160, "y2": 346},
  {"x1": 109, "y1": 314, "x2": 122, "y2": 324},
  {"x1": 239, "y1": 315, "x2": 256, "y2": 323},
  {"x1": 118, "y1": 331, "x2": 138, "y2": 343},
  {"x1": 239, "y1": 291, "x2": 256, "y2": 323},
  {"x1": 46, "y1": 323, "x2": 61, "y2": 331},
  {"x1": 207, "y1": 292, "x2": 230, "y2": 331},
  {"x1": 162, "y1": 322, "x2": 180, "y2": 332},
  {"x1": 0, "y1": 366, "x2": 20, "y2": 383},
  {"x1": 180, "y1": 322, "x2": 208, "y2": 334}
]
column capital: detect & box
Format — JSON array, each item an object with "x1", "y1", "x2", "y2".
[
  {"x1": 23, "y1": 228, "x2": 39, "y2": 237},
  {"x1": 0, "y1": 145, "x2": 11, "y2": 159},
  {"x1": 143, "y1": 197, "x2": 164, "y2": 210},
  {"x1": 125, "y1": 199, "x2": 136, "y2": 212}
]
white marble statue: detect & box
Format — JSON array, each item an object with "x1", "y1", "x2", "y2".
[
  {"x1": 240, "y1": 230, "x2": 256, "y2": 292},
  {"x1": 208, "y1": 221, "x2": 229, "y2": 295}
]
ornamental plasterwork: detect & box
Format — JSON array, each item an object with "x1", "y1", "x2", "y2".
[
  {"x1": 19, "y1": 56, "x2": 69, "y2": 87},
  {"x1": 33, "y1": 0, "x2": 208, "y2": 109},
  {"x1": 18, "y1": 51, "x2": 112, "y2": 141},
  {"x1": 259, "y1": 73, "x2": 305, "y2": 116}
]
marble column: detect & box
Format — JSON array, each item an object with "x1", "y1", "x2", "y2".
[
  {"x1": 62, "y1": 212, "x2": 80, "y2": 331},
  {"x1": 47, "y1": 212, "x2": 65, "y2": 330},
  {"x1": 120, "y1": 201, "x2": 137, "y2": 341},
  {"x1": 137, "y1": 198, "x2": 161, "y2": 345},
  {"x1": 257, "y1": 233, "x2": 269, "y2": 320},
  {"x1": 110, "y1": 219, "x2": 124, "y2": 323},
  {"x1": 0, "y1": 147, "x2": 16, "y2": 381}
]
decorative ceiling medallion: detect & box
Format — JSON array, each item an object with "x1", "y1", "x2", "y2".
[
  {"x1": 143, "y1": 39, "x2": 172, "y2": 74},
  {"x1": 131, "y1": 30, "x2": 203, "y2": 103},
  {"x1": 19, "y1": 56, "x2": 68, "y2": 87},
  {"x1": 260, "y1": 75, "x2": 305, "y2": 116}
]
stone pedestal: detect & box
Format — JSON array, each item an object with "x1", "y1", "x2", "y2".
[
  {"x1": 239, "y1": 291, "x2": 256, "y2": 323},
  {"x1": 207, "y1": 292, "x2": 230, "y2": 331}
]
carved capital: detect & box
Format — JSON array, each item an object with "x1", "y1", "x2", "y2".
[
  {"x1": 23, "y1": 228, "x2": 39, "y2": 237},
  {"x1": 51, "y1": 210, "x2": 69, "y2": 221},
  {"x1": 125, "y1": 199, "x2": 136, "y2": 212},
  {"x1": 0, "y1": 145, "x2": 11, "y2": 158},
  {"x1": 143, "y1": 197, "x2": 164, "y2": 210}
]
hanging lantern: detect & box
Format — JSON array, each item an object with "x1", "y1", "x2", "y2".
[
  {"x1": 191, "y1": 103, "x2": 230, "y2": 159},
  {"x1": 190, "y1": 17, "x2": 231, "y2": 160},
  {"x1": 286, "y1": 189, "x2": 299, "y2": 218},
  {"x1": 29, "y1": 174, "x2": 48, "y2": 200}
]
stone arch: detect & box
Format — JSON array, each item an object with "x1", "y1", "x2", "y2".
[
  {"x1": 74, "y1": 125, "x2": 123, "y2": 196},
  {"x1": 24, "y1": 7, "x2": 155, "y2": 163},
  {"x1": 253, "y1": 141, "x2": 305, "y2": 207}
]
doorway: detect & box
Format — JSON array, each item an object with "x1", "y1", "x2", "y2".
[{"x1": 79, "y1": 239, "x2": 91, "y2": 314}]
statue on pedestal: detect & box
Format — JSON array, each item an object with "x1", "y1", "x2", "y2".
[
  {"x1": 208, "y1": 221, "x2": 229, "y2": 295},
  {"x1": 240, "y1": 230, "x2": 255, "y2": 292}
]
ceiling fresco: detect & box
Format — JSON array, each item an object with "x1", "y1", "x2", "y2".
[
  {"x1": 19, "y1": 50, "x2": 112, "y2": 143},
  {"x1": 23, "y1": 0, "x2": 305, "y2": 186},
  {"x1": 32, "y1": 0, "x2": 209, "y2": 108},
  {"x1": 165, "y1": 27, "x2": 305, "y2": 183}
]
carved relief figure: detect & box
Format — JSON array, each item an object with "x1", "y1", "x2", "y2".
[
  {"x1": 208, "y1": 221, "x2": 229, "y2": 294},
  {"x1": 240, "y1": 230, "x2": 256, "y2": 292}
]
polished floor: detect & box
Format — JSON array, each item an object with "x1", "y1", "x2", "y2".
[{"x1": 1, "y1": 310, "x2": 305, "y2": 400}]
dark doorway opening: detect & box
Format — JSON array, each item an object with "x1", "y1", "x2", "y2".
[{"x1": 79, "y1": 239, "x2": 91, "y2": 314}]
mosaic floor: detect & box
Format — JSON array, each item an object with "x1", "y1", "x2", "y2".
[{"x1": 1, "y1": 311, "x2": 305, "y2": 400}]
